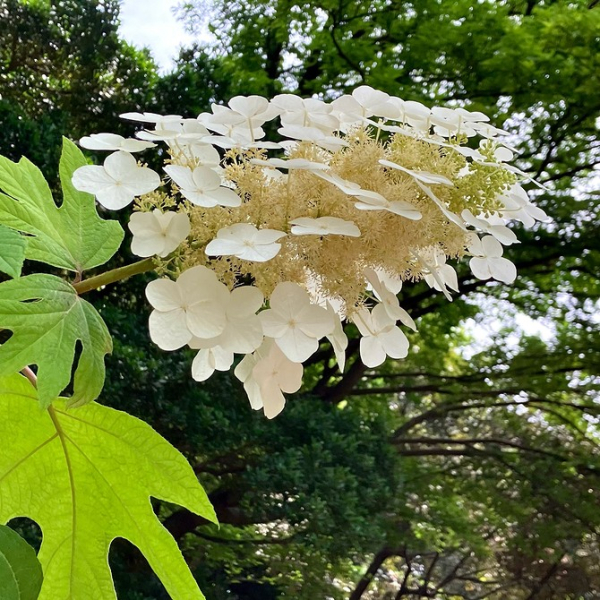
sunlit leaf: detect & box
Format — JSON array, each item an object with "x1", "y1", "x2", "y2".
[{"x1": 0, "y1": 373, "x2": 216, "y2": 600}]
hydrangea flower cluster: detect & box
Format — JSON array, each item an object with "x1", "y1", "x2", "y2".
[{"x1": 73, "y1": 86, "x2": 549, "y2": 418}]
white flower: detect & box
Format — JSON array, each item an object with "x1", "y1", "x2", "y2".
[
  {"x1": 235, "y1": 340, "x2": 303, "y2": 419},
  {"x1": 332, "y1": 86, "x2": 397, "y2": 124},
  {"x1": 499, "y1": 184, "x2": 550, "y2": 227},
  {"x1": 200, "y1": 96, "x2": 279, "y2": 142},
  {"x1": 379, "y1": 159, "x2": 453, "y2": 186},
  {"x1": 120, "y1": 111, "x2": 182, "y2": 123},
  {"x1": 419, "y1": 248, "x2": 460, "y2": 297},
  {"x1": 145, "y1": 266, "x2": 230, "y2": 350},
  {"x1": 205, "y1": 223, "x2": 286, "y2": 262},
  {"x1": 277, "y1": 125, "x2": 348, "y2": 151},
  {"x1": 388, "y1": 98, "x2": 431, "y2": 129},
  {"x1": 259, "y1": 282, "x2": 334, "y2": 362},
  {"x1": 364, "y1": 268, "x2": 416, "y2": 330},
  {"x1": 314, "y1": 171, "x2": 422, "y2": 220},
  {"x1": 415, "y1": 181, "x2": 466, "y2": 230},
  {"x1": 289, "y1": 216, "x2": 361, "y2": 237},
  {"x1": 272, "y1": 94, "x2": 339, "y2": 133},
  {"x1": 189, "y1": 285, "x2": 265, "y2": 355},
  {"x1": 354, "y1": 194, "x2": 423, "y2": 220},
  {"x1": 352, "y1": 305, "x2": 410, "y2": 368},
  {"x1": 164, "y1": 165, "x2": 241, "y2": 208},
  {"x1": 79, "y1": 133, "x2": 155, "y2": 153},
  {"x1": 128, "y1": 209, "x2": 190, "y2": 258},
  {"x1": 136, "y1": 119, "x2": 209, "y2": 143},
  {"x1": 462, "y1": 209, "x2": 518, "y2": 245},
  {"x1": 191, "y1": 346, "x2": 234, "y2": 382},
  {"x1": 468, "y1": 235, "x2": 517, "y2": 284},
  {"x1": 72, "y1": 151, "x2": 161, "y2": 210},
  {"x1": 326, "y1": 302, "x2": 348, "y2": 373},
  {"x1": 249, "y1": 157, "x2": 329, "y2": 171}
]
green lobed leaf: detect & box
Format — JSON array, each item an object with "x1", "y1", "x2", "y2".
[
  {"x1": 0, "y1": 274, "x2": 112, "y2": 407},
  {"x1": 0, "y1": 225, "x2": 26, "y2": 279},
  {"x1": 0, "y1": 524, "x2": 43, "y2": 600},
  {"x1": 0, "y1": 373, "x2": 216, "y2": 600},
  {"x1": 0, "y1": 138, "x2": 124, "y2": 273}
]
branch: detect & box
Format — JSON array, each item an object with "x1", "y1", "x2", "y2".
[{"x1": 349, "y1": 546, "x2": 401, "y2": 600}]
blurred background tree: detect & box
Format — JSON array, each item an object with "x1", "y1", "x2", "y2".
[{"x1": 2, "y1": 0, "x2": 600, "y2": 598}]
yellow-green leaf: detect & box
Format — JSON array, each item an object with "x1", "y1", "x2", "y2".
[
  {"x1": 0, "y1": 138, "x2": 124, "y2": 273},
  {"x1": 0, "y1": 373, "x2": 216, "y2": 600},
  {"x1": 0, "y1": 274, "x2": 112, "y2": 407}
]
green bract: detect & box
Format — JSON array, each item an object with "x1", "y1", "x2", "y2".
[
  {"x1": 0, "y1": 137, "x2": 123, "y2": 273},
  {"x1": 0, "y1": 374, "x2": 216, "y2": 600},
  {"x1": 0, "y1": 225, "x2": 26, "y2": 279},
  {"x1": 0, "y1": 274, "x2": 112, "y2": 407},
  {"x1": 0, "y1": 524, "x2": 43, "y2": 600}
]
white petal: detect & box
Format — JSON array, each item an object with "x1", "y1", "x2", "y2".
[
  {"x1": 380, "y1": 327, "x2": 409, "y2": 359},
  {"x1": 259, "y1": 309, "x2": 290, "y2": 339},
  {"x1": 206, "y1": 187, "x2": 242, "y2": 207},
  {"x1": 219, "y1": 318, "x2": 264, "y2": 354},
  {"x1": 490, "y1": 257, "x2": 517, "y2": 284},
  {"x1": 212, "y1": 346, "x2": 235, "y2": 371},
  {"x1": 205, "y1": 238, "x2": 245, "y2": 257},
  {"x1": 149, "y1": 309, "x2": 191, "y2": 350},
  {"x1": 276, "y1": 328, "x2": 319, "y2": 363},
  {"x1": 481, "y1": 235, "x2": 504, "y2": 258},
  {"x1": 259, "y1": 379, "x2": 286, "y2": 419},
  {"x1": 145, "y1": 279, "x2": 182, "y2": 311},
  {"x1": 131, "y1": 235, "x2": 165, "y2": 258},
  {"x1": 95, "y1": 185, "x2": 137, "y2": 210},
  {"x1": 72, "y1": 165, "x2": 112, "y2": 195},
  {"x1": 162, "y1": 212, "x2": 191, "y2": 255},
  {"x1": 297, "y1": 304, "x2": 335, "y2": 339},
  {"x1": 229, "y1": 286, "x2": 264, "y2": 317},
  {"x1": 237, "y1": 243, "x2": 282, "y2": 262},
  {"x1": 191, "y1": 349, "x2": 216, "y2": 382},
  {"x1": 469, "y1": 257, "x2": 493, "y2": 280},
  {"x1": 254, "y1": 229, "x2": 287, "y2": 244},
  {"x1": 164, "y1": 165, "x2": 196, "y2": 190},
  {"x1": 360, "y1": 336, "x2": 387, "y2": 368}
]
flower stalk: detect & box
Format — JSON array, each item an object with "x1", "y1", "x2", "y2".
[{"x1": 73, "y1": 257, "x2": 155, "y2": 295}]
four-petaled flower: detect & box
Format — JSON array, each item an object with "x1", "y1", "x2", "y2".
[
  {"x1": 205, "y1": 224, "x2": 286, "y2": 262},
  {"x1": 79, "y1": 133, "x2": 155, "y2": 153},
  {"x1": 289, "y1": 216, "x2": 360, "y2": 237},
  {"x1": 128, "y1": 209, "x2": 190, "y2": 258},
  {"x1": 72, "y1": 151, "x2": 161, "y2": 210},
  {"x1": 468, "y1": 235, "x2": 517, "y2": 284},
  {"x1": 235, "y1": 340, "x2": 304, "y2": 419},
  {"x1": 352, "y1": 305, "x2": 410, "y2": 368},
  {"x1": 259, "y1": 282, "x2": 334, "y2": 362},
  {"x1": 165, "y1": 165, "x2": 241, "y2": 208},
  {"x1": 145, "y1": 266, "x2": 229, "y2": 350}
]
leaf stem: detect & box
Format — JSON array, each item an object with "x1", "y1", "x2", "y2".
[
  {"x1": 73, "y1": 258, "x2": 156, "y2": 295},
  {"x1": 21, "y1": 366, "x2": 38, "y2": 387}
]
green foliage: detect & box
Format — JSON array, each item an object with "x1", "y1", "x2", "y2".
[
  {"x1": 0, "y1": 524, "x2": 43, "y2": 600},
  {"x1": 0, "y1": 225, "x2": 26, "y2": 278},
  {"x1": 0, "y1": 274, "x2": 112, "y2": 407},
  {"x1": 0, "y1": 0, "x2": 158, "y2": 183},
  {"x1": 0, "y1": 373, "x2": 216, "y2": 600},
  {"x1": 0, "y1": 138, "x2": 124, "y2": 273}
]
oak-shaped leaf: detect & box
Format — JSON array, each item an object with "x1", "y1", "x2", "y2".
[
  {"x1": 0, "y1": 373, "x2": 216, "y2": 600},
  {"x1": 0, "y1": 225, "x2": 26, "y2": 279},
  {"x1": 0, "y1": 524, "x2": 43, "y2": 600},
  {"x1": 0, "y1": 274, "x2": 112, "y2": 407},
  {"x1": 0, "y1": 138, "x2": 124, "y2": 273}
]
